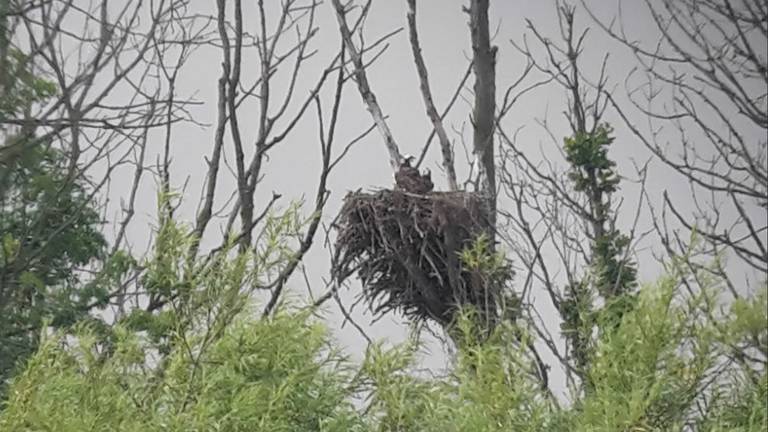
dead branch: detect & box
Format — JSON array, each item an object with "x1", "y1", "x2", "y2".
[
  {"x1": 331, "y1": 0, "x2": 402, "y2": 171},
  {"x1": 406, "y1": 0, "x2": 457, "y2": 191}
]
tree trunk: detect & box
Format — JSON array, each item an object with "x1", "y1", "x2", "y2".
[{"x1": 469, "y1": 0, "x2": 497, "y2": 237}]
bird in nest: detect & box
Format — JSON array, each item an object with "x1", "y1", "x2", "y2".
[{"x1": 394, "y1": 155, "x2": 433, "y2": 194}]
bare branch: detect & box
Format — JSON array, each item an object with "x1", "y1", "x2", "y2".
[
  {"x1": 330, "y1": 0, "x2": 402, "y2": 171},
  {"x1": 405, "y1": 0, "x2": 457, "y2": 190}
]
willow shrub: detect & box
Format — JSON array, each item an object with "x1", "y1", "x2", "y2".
[
  {"x1": 0, "y1": 280, "x2": 765, "y2": 431},
  {"x1": 572, "y1": 273, "x2": 767, "y2": 431},
  {"x1": 0, "y1": 211, "x2": 765, "y2": 431},
  {"x1": 0, "y1": 204, "x2": 366, "y2": 431},
  {"x1": 0, "y1": 311, "x2": 364, "y2": 431}
]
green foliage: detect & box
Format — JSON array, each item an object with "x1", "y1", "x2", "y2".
[
  {"x1": 0, "y1": 144, "x2": 106, "y2": 286},
  {"x1": 0, "y1": 32, "x2": 106, "y2": 395},
  {"x1": 0, "y1": 211, "x2": 366, "y2": 430},
  {"x1": 0, "y1": 48, "x2": 57, "y2": 120},
  {"x1": 0, "y1": 148, "x2": 106, "y2": 397},
  {"x1": 572, "y1": 274, "x2": 767, "y2": 431},
  {"x1": 562, "y1": 124, "x2": 637, "y2": 300},
  {"x1": 0, "y1": 2, "x2": 762, "y2": 429},
  {"x1": 697, "y1": 373, "x2": 767, "y2": 431},
  {"x1": 559, "y1": 280, "x2": 595, "y2": 375},
  {"x1": 0, "y1": 310, "x2": 364, "y2": 432},
  {"x1": 559, "y1": 123, "x2": 640, "y2": 392},
  {"x1": 459, "y1": 233, "x2": 514, "y2": 292},
  {"x1": 727, "y1": 285, "x2": 768, "y2": 354},
  {"x1": 563, "y1": 124, "x2": 620, "y2": 195},
  {"x1": 577, "y1": 276, "x2": 706, "y2": 429},
  {"x1": 0, "y1": 247, "x2": 766, "y2": 430},
  {"x1": 359, "y1": 314, "x2": 553, "y2": 432},
  {"x1": 0, "y1": 0, "x2": 57, "y2": 126},
  {"x1": 592, "y1": 230, "x2": 637, "y2": 298},
  {"x1": 459, "y1": 234, "x2": 506, "y2": 272}
]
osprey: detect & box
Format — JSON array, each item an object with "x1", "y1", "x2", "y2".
[{"x1": 395, "y1": 155, "x2": 433, "y2": 194}]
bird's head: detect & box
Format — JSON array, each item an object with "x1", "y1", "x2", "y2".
[{"x1": 399, "y1": 154, "x2": 415, "y2": 168}]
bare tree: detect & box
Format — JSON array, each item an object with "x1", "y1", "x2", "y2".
[
  {"x1": 0, "y1": 0, "x2": 379, "y2": 331},
  {"x1": 140, "y1": 0, "x2": 377, "y2": 317},
  {"x1": 406, "y1": 0, "x2": 458, "y2": 191},
  {"x1": 575, "y1": 0, "x2": 768, "y2": 401},
  {"x1": 3, "y1": 0, "x2": 762, "y2": 405},
  {"x1": 0, "y1": 0, "x2": 196, "y2": 304},
  {"x1": 492, "y1": 0, "x2": 766, "y2": 402},
  {"x1": 493, "y1": 2, "x2": 645, "y2": 396},
  {"x1": 324, "y1": 1, "x2": 507, "y2": 347},
  {"x1": 583, "y1": 0, "x2": 767, "y2": 292},
  {"x1": 0, "y1": 0, "x2": 202, "y2": 387},
  {"x1": 330, "y1": 0, "x2": 496, "y2": 200}
]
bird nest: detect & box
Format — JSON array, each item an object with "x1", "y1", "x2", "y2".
[{"x1": 333, "y1": 189, "x2": 509, "y2": 329}]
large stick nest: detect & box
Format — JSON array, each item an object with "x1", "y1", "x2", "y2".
[{"x1": 333, "y1": 189, "x2": 508, "y2": 329}]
